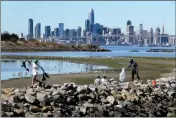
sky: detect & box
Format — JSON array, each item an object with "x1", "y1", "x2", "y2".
[{"x1": 1, "y1": 1, "x2": 176, "y2": 36}]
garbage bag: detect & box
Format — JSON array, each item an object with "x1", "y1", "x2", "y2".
[{"x1": 119, "y1": 68, "x2": 126, "y2": 82}]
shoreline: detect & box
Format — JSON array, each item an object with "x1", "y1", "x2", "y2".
[
  {"x1": 1, "y1": 49, "x2": 111, "y2": 52},
  {"x1": 1, "y1": 55, "x2": 175, "y2": 60},
  {"x1": 1, "y1": 55, "x2": 175, "y2": 89}
]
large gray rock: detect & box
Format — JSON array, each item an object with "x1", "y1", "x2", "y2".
[
  {"x1": 25, "y1": 94, "x2": 38, "y2": 104},
  {"x1": 83, "y1": 102, "x2": 94, "y2": 108},
  {"x1": 106, "y1": 96, "x2": 115, "y2": 104},
  {"x1": 36, "y1": 93, "x2": 48, "y2": 106}
]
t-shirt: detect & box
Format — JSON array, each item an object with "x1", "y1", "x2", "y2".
[
  {"x1": 101, "y1": 78, "x2": 108, "y2": 85},
  {"x1": 32, "y1": 62, "x2": 39, "y2": 75},
  {"x1": 94, "y1": 78, "x2": 101, "y2": 85}
]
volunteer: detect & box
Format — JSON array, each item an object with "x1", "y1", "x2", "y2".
[{"x1": 127, "y1": 59, "x2": 140, "y2": 81}]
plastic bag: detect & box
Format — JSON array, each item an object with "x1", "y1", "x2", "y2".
[{"x1": 119, "y1": 68, "x2": 126, "y2": 82}]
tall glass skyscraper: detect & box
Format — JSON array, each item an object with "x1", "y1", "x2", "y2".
[
  {"x1": 35, "y1": 23, "x2": 41, "y2": 38},
  {"x1": 88, "y1": 9, "x2": 94, "y2": 25},
  {"x1": 45, "y1": 26, "x2": 51, "y2": 37},
  {"x1": 59, "y1": 23, "x2": 64, "y2": 37},
  {"x1": 85, "y1": 19, "x2": 90, "y2": 32},
  {"x1": 28, "y1": 19, "x2": 33, "y2": 39},
  {"x1": 54, "y1": 28, "x2": 59, "y2": 36}
]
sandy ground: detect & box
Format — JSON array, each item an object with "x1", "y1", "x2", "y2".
[
  {"x1": 2, "y1": 71, "x2": 175, "y2": 89},
  {"x1": 1, "y1": 72, "x2": 127, "y2": 88}
]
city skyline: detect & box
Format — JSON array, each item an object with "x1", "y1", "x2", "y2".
[{"x1": 2, "y1": 1, "x2": 175, "y2": 35}]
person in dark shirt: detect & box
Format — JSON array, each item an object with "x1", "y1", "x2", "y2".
[{"x1": 127, "y1": 59, "x2": 140, "y2": 81}]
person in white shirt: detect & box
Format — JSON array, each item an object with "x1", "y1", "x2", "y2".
[
  {"x1": 94, "y1": 75, "x2": 101, "y2": 86},
  {"x1": 32, "y1": 59, "x2": 40, "y2": 86},
  {"x1": 101, "y1": 75, "x2": 108, "y2": 85}
]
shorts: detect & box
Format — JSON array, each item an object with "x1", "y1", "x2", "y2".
[{"x1": 32, "y1": 71, "x2": 38, "y2": 76}]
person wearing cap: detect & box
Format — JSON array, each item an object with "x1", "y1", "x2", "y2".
[
  {"x1": 32, "y1": 59, "x2": 40, "y2": 86},
  {"x1": 127, "y1": 59, "x2": 140, "y2": 81}
]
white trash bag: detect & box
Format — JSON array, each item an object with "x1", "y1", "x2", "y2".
[{"x1": 119, "y1": 67, "x2": 126, "y2": 82}]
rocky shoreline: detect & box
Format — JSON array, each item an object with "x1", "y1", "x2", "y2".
[{"x1": 1, "y1": 75, "x2": 176, "y2": 117}]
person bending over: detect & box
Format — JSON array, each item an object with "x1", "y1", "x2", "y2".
[{"x1": 127, "y1": 59, "x2": 140, "y2": 81}]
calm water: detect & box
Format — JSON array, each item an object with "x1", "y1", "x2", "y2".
[
  {"x1": 1, "y1": 60, "x2": 109, "y2": 80},
  {"x1": 1, "y1": 46, "x2": 175, "y2": 58}
]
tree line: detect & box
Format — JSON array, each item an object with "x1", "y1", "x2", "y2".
[{"x1": 1, "y1": 33, "x2": 25, "y2": 42}]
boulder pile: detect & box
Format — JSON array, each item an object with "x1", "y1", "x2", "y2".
[{"x1": 1, "y1": 77, "x2": 176, "y2": 117}]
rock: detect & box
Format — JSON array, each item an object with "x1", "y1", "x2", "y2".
[
  {"x1": 167, "y1": 112, "x2": 176, "y2": 117},
  {"x1": 80, "y1": 107, "x2": 87, "y2": 115},
  {"x1": 114, "y1": 106, "x2": 127, "y2": 113},
  {"x1": 52, "y1": 84, "x2": 61, "y2": 88},
  {"x1": 52, "y1": 91, "x2": 59, "y2": 96},
  {"x1": 89, "y1": 92, "x2": 95, "y2": 99},
  {"x1": 114, "y1": 111, "x2": 122, "y2": 117},
  {"x1": 44, "y1": 111, "x2": 53, "y2": 117},
  {"x1": 167, "y1": 91, "x2": 176, "y2": 97},
  {"x1": 29, "y1": 106, "x2": 40, "y2": 113},
  {"x1": 171, "y1": 83, "x2": 176, "y2": 90},
  {"x1": 106, "y1": 96, "x2": 115, "y2": 104},
  {"x1": 25, "y1": 94, "x2": 38, "y2": 104},
  {"x1": 5, "y1": 112, "x2": 14, "y2": 117},
  {"x1": 1, "y1": 104, "x2": 11, "y2": 112},
  {"x1": 41, "y1": 106, "x2": 52, "y2": 112},
  {"x1": 115, "y1": 105, "x2": 122, "y2": 108},
  {"x1": 83, "y1": 102, "x2": 94, "y2": 108},
  {"x1": 77, "y1": 86, "x2": 87, "y2": 94},
  {"x1": 9, "y1": 95, "x2": 20, "y2": 103},
  {"x1": 36, "y1": 93, "x2": 48, "y2": 106},
  {"x1": 13, "y1": 108, "x2": 25, "y2": 116}
]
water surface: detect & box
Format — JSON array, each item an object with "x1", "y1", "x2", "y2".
[
  {"x1": 1, "y1": 46, "x2": 175, "y2": 58},
  {"x1": 1, "y1": 60, "x2": 109, "y2": 80}
]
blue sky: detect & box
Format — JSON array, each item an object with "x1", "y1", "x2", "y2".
[{"x1": 1, "y1": 1, "x2": 175, "y2": 36}]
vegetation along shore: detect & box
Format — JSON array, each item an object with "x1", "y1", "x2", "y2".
[{"x1": 1, "y1": 32, "x2": 110, "y2": 52}]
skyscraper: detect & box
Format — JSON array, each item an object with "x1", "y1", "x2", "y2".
[
  {"x1": 35, "y1": 23, "x2": 41, "y2": 38},
  {"x1": 45, "y1": 26, "x2": 51, "y2": 37},
  {"x1": 149, "y1": 27, "x2": 154, "y2": 45},
  {"x1": 126, "y1": 20, "x2": 134, "y2": 45},
  {"x1": 161, "y1": 24, "x2": 169, "y2": 45},
  {"x1": 88, "y1": 9, "x2": 94, "y2": 25},
  {"x1": 85, "y1": 19, "x2": 90, "y2": 32},
  {"x1": 65, "y1": 29, "x2": 70, "y2": 37},
  {"x1": 139, "y1": 24, "x2": 143, "y2": 36},
  {"x1": 28, "y1": 19, "x2": 33, "y2": 39},
  {"x1": 77, "y1": 26, "x2": 82, "y2": 37},
  {"x1": 54, "y1": 28, "x2": 59, "y2": 36},
  {"x1": 59, "y1": 23, "x2": 64, "y2": 37},
  {"x1": 154, "y1": 27, "x2": 160, "y2": 45}
]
